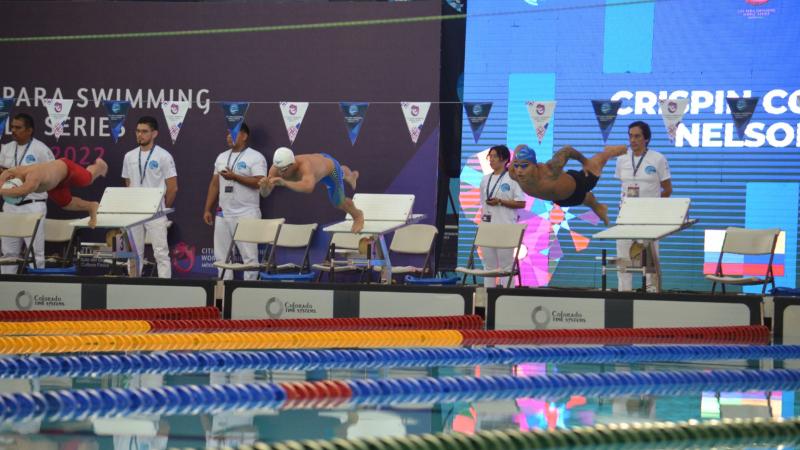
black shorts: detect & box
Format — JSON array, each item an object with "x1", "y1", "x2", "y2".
[{"x1": 554, "y1": 170, "x2": 599, "y2": 207}]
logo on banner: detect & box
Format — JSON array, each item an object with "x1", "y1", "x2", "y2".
[
  {"x1": 14, "y1": 290, "x2": 65, "y2": 309},
  {"x1": 531, "y1": 305, "x2": 551, "y2": 329},
  {"x1": 15, "y1": 290, "x2": 33, "y2": 310},
  {"x1": 525, "y1": 100, "x2": 556, "y2": 144},
  {"x1": 0, "y1": 97, "x2": 13, "y2": 131},
  {"x1": 531, "y1": 305, "x2": 588, "y2": 329},
  {"x1": 726, "y1": 96, "x2": 760, "y2": 140},
  {"x1": 591, "y1": 100, "x2": 622, "y2": 143},
  {"x1": 339, "y1": 102, "x2": 369, "y2": 145},
  {"x1": 464, "y1": 102, "x2": 493, "y2": 143},
  {"x1": 266, "y1": 297, "x2": 285, "y2": 319},
  {"x1": 221, "y1": 101, "x2": 249, "y2": 143},
  {"x1": 102, "y1": 100, "x2": 131, "y2": 143},
  {"x1": 279, "y1": 101, "x2": 309, "y2": 145},
  {"x1": 657, "y1": 98, "x2": 689, "y2": 142},
  {"x1": 400, "y1": 101, "x2": 431, "y2": 144},
  {"x1": 161, "y1": 101, "x2": 190, "y2": 144},
  {"x1": 43, "y1": 98, "x2": 74, "y2": 141},
  {"x1": 172, "y1": 242, "x2": 196, "y2": 273}
]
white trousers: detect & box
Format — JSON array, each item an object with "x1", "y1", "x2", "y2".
[
  {"x1": 616, "y1": 239, "x2": 659, "y2": 292},
  {"x1": 215, "y1": 213, "x2": 260, "y2": 281},
  {"x1": 1, "y1": 201, "x2": 47, "y2": 273},
  {"x1": 480, "y1": 246, "x2": 516, "y2": 288},
  {"x1": 129, "y1": 216, "x2": 171, "y2": 278}
]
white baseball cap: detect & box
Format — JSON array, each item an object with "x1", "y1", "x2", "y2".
[{"x1": 273, "y1": 147, "x2": 295, "y2": 169}]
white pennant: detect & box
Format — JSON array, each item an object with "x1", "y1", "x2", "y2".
[
  {"x1": 279, "y1": 102, "x2": 309, "y2": 145},
  {"x1": 658, "y1": 98, "x2": 689, "y2": 142},
  {"x1": 400, "y1": 102, "x2": 431, "y2": 144},
  {"x1": 43, "y1": 98, "x2": 74, "y2": 141},
  {"x1": 525, "y1": 100, "x2": 556, "y2": 145},
  {"x1": 161, "y1": 101, "x2": 190, "y2": 144}
]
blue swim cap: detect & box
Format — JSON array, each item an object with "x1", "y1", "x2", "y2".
[{"x1": 515, "y1": 145, "x2": 537, "y2": 164}]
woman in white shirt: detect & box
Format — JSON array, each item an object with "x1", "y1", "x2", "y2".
[{"x1": 479, "y1": 145, "x2": 527, "y2": 287}]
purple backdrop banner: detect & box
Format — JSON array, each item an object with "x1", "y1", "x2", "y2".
[{"x1": 1, "y1": 0, "x2": 441, "y2": 277}]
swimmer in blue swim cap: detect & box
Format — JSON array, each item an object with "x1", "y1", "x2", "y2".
[{"x1": 509, "y1": 143, "x2": 627, "y2": 226}]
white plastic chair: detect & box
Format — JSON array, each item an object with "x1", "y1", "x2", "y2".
[
  {"x1": 372, "y1": 224, "x2": 438, "y2": 280},
  {"x1": 0, "y1": 212, "x2": 43, "y2": 273},
  {"x1": 213, "y1": 218, "x2": 285, "y2": 279},
  {"x1": 455, "y1": 222, "x2": 527, "y2": 288},
  {"x1": 705, "y1": 227, "x2": 781, "y2": 294}
]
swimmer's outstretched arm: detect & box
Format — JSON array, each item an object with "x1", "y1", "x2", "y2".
[
  {"x1": 258, "y1": 166, "x2": 280, "y2": 197},
  {"x1": 0, "y1": 173, "x2": 39, "y2": 197}
]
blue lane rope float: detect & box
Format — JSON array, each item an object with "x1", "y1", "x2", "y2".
[
  {"x1": 1, "y1": 344, "x2": 798, "y2": 378},
  {"x1": 3, "y1": 367, "x2": 800, "y2": 422}
]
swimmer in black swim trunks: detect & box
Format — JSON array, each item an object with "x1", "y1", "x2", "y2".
[{"x1": 509, "y1": 144, "x2": 627, "y2": 226}]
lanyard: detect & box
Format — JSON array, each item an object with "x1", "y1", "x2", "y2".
[
  {"x1": 226, "y1": 149, "x2": 245, "y2": 173},
  {"x1": 631, "y1": 149, "x2": 648, "y2": 178},
  {"x1": 486, "y1": 171, "x2": 506, "y2": 200},
  {"x1": 138, "y1": 146, "x2": 155, "y2": 185},
  {"x1": 15, "y1": 141, "x2": 32, "y2": 166}
]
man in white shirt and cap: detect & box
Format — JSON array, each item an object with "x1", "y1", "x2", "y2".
[{"x1": 203, "y1": 123, "x2": 267, "y2": 280}]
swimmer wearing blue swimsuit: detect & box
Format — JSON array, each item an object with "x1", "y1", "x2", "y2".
[
  {"x1": 509, "y1": 144, "x2": 627, "y2": 226},
  {"x1": 259, "y1": 147, "x2": 364, "y2": 232}
]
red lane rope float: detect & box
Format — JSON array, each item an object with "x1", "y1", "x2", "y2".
[
  {"x1": 460, "y1": 326, "x2": 770, "y2": 345},
  {"x1": 0, "y1": 306, "x2": 219, "y2": 322},
  {"x1": 147, "y1": 315, "x2": 484, "y2": 332}
]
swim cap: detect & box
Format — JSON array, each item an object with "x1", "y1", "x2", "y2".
[
  {"x1": 273, "y1": 147, "x2": 295, "y2": 168},
  {"x1": 515, "y1": 145, "x2": 537, "y2": 164},
  {"x1": 2, "y1": 178, "x2": 24, "y2": 205}
]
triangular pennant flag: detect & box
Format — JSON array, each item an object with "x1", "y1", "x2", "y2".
[
  {"x1": 221, "y1": 102, "x2": 250, "y2": 142},
  {"x1": 525, "y1": 101, "x2": 556, "y2": 145},
  {"x1": 658, "y1": 98, "x2": 689, "y2": 142},
  {"x1": 400, "y1": 102, "x2": 431, "y2": 144},
  {"x1": 279, "y1": 102, "x2": 309, "y2": 145},
  {"x1": 102, "y1": 100, "x2": 131, "y2": 143},
  {"x1": 43, "y1": 98, "x2": 74, "y2": 141},
  {"x1": 0, "y1": 98, "x2": 14, "y2": 131},
  {"x1": 161, "y1": 101, "x2": 190, "y2": 144},
  {"x1": 726, "y1": 97, "x2": 760, "y2": 140},
  {"x1": 590, "y1": 100, "x2": 622, "y2": 143},
  {"x1": 339, "y1": 102, "x2": 369, "y2": 145},
  {"x1": 464, "y1": 102, "x2": 492, "y2": 144}
]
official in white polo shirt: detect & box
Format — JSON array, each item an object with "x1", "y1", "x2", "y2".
[
  {"x1": 614, "y1": 121, "x2": 672, "y2": 292},
  {"x1": 479, "y1": 145, "x2": 526, "y2": 288},
  {"x1": 0, "y1": 113, "x2": 55, "y2": 272},
  {"x1": 203, "y1": 124, "x2": 267, "y2": 280},
  {"x1": 121, "y1": 116, "x2": 178, "y2": 278}
]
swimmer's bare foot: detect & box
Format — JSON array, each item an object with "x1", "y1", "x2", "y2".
[
  {"x1": 345, "y1": 170, "x2": 359, "y2": 191},
  {"x1": 594, "y1": 203, "x2": 609, "y2": 226},
  {"x1": 605, "y1": 144, "x2": 628, "y2": 158},
  {"x1": 89, "y1": 158, "x2": 108, "y2": 180},
  {"x1": 88, "y1": 202, "x2": 99, "y2": 228},
  {"x1": 351, "y1": 209, "x2": 364, "y2": 233}
]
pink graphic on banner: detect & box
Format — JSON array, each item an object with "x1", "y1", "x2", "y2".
[
  {"x1": 658, "y1": 98, "x2": 689, "y2": 142},
  {"x1": 525, "y1": 100, "x2": 556, "y2": 145},
  {"x1": 279, "y1": 101, "x2": 309, "y2": 145},
  {"x1": 161, "y1": 101, "x2": 190, "y2": 144},
  {"x1": 400, "y1": 101, "x2": 431, "y2": 144},
  {"x1": 459, "y1": 148, "x2": 595, "y2": 287},
  {"x1": 43, "y1": 98, "x2": 74, "y2": 141}
]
